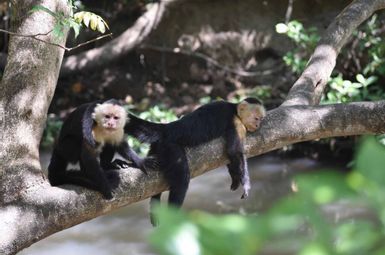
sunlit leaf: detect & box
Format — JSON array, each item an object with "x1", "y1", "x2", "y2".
[
  {"x1": 356, "y1": 74, "x2": 366, "y2": 84},
  {"x1": 82, "y1": 12, "x2": 91, "y2": 27},
  {"x1": 73, "y1": 11, "x2": 109, "y2": 34},
  {"x1": 89, "y1": 14, "x2": 98, "y2": 30},
  {"x1": 96, "y1": 18, "x2": 106, "y2": 34},
  {"x1": 276, "y1": 23, "x2": 288, "y2": 34},
  {"x1": 73, "y1": 11, "x2": 84, "y2": 23}
]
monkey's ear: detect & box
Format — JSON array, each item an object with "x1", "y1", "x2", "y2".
[
  {"x1": 92, "y1": 104, "x2": 102, "y2": 120},
  {"x1": 237, "y1": 102, "x2": 248, "y2": 113},
  {"x1": 257, "y1": 105, "x2": 267, "y2": 117}
]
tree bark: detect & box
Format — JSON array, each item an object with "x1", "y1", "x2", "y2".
[
  {"x1": 1, "y1": 0, "x2": 385, "y2": 254},
  {"x1": 0, "y1": 0, "x2": 70, "y2": 253}
]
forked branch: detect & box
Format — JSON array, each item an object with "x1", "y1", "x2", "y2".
[{"x1": 282, "y1": 0, "x2": 385, "y2": 106}]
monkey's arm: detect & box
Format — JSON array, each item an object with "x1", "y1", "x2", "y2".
[
  {"x1": 100, "y1": 145, "x2": 119, "y2": 170},
  {"x1": 80, "y1": 145, "x2": 114, "y2": 199},
  {"x1": 82, "y1": 104, "x2": 97, "y2": 147},
  {"x1": 225, "y1": 117, "x2": 250, "y2": 199},
  {"x1": 115, "y1": 142, "x2": 157, "y2": 174}
]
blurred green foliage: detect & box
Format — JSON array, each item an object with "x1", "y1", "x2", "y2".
[
  {"x1": 276, "y1": 16, "x2": 385, "y2": 104},
  {"x1": 325, "y1": 74, "x2": 380, "y2": 103},
  {"x1": 150, "y1": 136, "x2": 385, "y2": 255},
  {"x1": 230, "y1": 86, "x2": 271, "y2": 103},
  {"x1": 41, "y1": 116, "x2": 62, "y2": 149}
]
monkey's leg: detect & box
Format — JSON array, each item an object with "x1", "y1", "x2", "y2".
[
  {"x1": 225, "y1": 128, "x2": 250, "y2": 199},
  {"x1": 47, "y1": 148, "x2": 69, "y2": 186},
  {"x1": 150, "y1": 193, "x2": 162, "y2": 226},
  {"x1": 80, "y1": 146, "x2": 113, "y2": 199},
  {"x1": 117, "y1": 142, "x2": 156, "y2": 173},
  {"x1": 48, "y1": 153, "x2": 102, "y2": 191},
  {"x1": 148, "y1": 143, "x2": 189, "y2": 226},
  {"x1": 100, "y1": 144, "x2": 116, "y2": 170},
  {"x1": 162, "y1": 143, "x2": 190, "y2": 206}
]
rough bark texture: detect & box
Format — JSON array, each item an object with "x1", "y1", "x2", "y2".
[
  {"x1": 1, "y1": 0, "x2": 385, "y2": 254},
  {"x1": 0, "y1": 0, "x2": 70, "y2": 253}
]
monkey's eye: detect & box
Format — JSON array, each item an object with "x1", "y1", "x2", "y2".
[
  {"x1": 105, "y1": 115, "x2": 111, "y2": 119},
  {"x1": 113, "y1": 116, "x2": 119, "y2": 120}
]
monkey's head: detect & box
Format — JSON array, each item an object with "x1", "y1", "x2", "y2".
[
  {"x1": 92, "y1": 102, "x2": 127, "y2": 131},
  {"x1": 237, "y1": 98, "x2": 266, "y2": 132}
]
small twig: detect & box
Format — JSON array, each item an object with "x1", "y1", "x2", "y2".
[
  {"x1": 66, "y1": 33, "x2": 113, "y2": 51},
  {"x1": 0, "y1": 28, "x2": 113, "y2": 51},
  {"x1": 285, "y1": 0, "x2": 294, "y2": 24},
  {"x1": 141, "y1": 45, "x2": 284, "y2": 77},
  {"x1": 0, "y1": 28, "x2": 53, "y2": 37}
]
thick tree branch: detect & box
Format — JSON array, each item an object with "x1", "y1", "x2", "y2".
[
  {"x1": 59, "y1": 0, "x2": 180, "y2": 77},
  {"x1": 2, "y1": 101, "x2": 385, "y2": 254},
  {"x1": 282, "y1": 0, "x2": 385, "y2": 106}
]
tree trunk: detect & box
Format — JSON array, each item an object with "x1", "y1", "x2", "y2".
[{"x1": 0, "y1": 0, "x2": 70, "y2": 253}]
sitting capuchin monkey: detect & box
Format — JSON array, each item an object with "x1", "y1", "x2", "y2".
[
  {"x1": 124, "y1": 98, "x2": 266, "y2": 225},
  {"x1": 48, "y1": 99, "x2": 153, "y2": 199}
]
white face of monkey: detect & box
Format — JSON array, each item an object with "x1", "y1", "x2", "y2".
[
  {"x1": 237, "y1": 101, "x2": 266, "y2": 132},
  {"x1": 92, "y1": 103, "x2": 127, "y2": 131}
]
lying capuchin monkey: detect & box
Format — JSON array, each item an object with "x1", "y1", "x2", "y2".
[
  {"x1": 125, "y1": 98, "x2": 266, "y2": 225},
  {"x1": 48, "y1": 99, "x2": 153, "y2": 199}
]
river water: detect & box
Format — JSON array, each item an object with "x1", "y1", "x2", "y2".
[{"x1": 20, "y1": 155, "x2": 321, "y2": 255}]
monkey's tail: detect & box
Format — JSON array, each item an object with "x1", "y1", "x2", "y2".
[{"x1": 125, "y1": 113, "x2": 166, "y2": 143}]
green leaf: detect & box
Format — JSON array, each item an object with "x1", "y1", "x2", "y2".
[
  {"x1": 52, "y1": 23, "x2": 65, "y2": 39},
  {"x1": 73, "y1": 11, "x2": 84, "y2": 23},
  {"x1": 356, "y1": 74, "x2": 366, "y2": 84},
  {"x1": 355, "y1": 136, "x2": 385, "y2": 186},
  {"x1": 82, "y1": 12, "x2": 91, "y2": 27},
  {"x1": 68, "y1": 19, "x2": 81, "y2": 38},
  {"x1": 276, "y1": 23, "x2": 288, "y2": 34},
  {"x1": 89, "y1": 14, "x2": 98, "y2": 30},
  {"x1": 96, "y1": 18, "x2": 106, "y2": 34},
  {"x1": 30, "y1": 5, "x2": 58, "y2": 19}
]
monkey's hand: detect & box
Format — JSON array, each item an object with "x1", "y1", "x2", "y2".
[
  {"x1": 106, "y1": 170, "x2": 121, "y2": 189},
  {"x1": 111, "y1": 159, "x2": 131, "y2": 169},
  {"x1": 240, "y1": 181, "x2": 250, "y2": 199},
  {"x1": 230, "y1": 178, "x2": 241, "y2": 191},
  {"x1": 143, "y1": 156, "x2": 159, "y2": 172},
  {"x1": 241, "y1": 190, "x2": 249, "y2": 199}
]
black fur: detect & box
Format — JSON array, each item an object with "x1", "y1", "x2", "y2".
[
  {"x1": 48, "y1": 100, "x2": 148, "y2": 199},
  {"x1": 125, "y1": 99, "x2": 259, "y2": 224}
]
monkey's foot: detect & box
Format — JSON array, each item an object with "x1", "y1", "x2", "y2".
[
  {"x1": 230, "y1": 179, "x2": 241, "y2": 191},
  {"x1": 241, "y1": 190, "x2": 249, "y2": 199},
  {"x1": 106, "y1": 171, "x2": 121, "y2": 189},
  {"x1": 111, "y1": 159, "x2": 131, "y2": 169},
  {"x1": 240, "y1": 182, "x2": 250, "y2": 199},
  {"x1": 143, "y1": 156, "x2": 159, "y2": 172}
]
